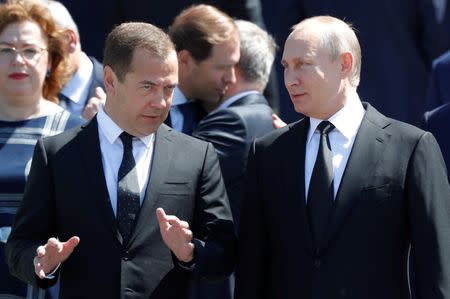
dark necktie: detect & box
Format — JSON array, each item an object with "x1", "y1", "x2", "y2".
[
  {"x1": 117, "y1": 132, "x2": 141, "y2": 243},
  {"x1": 307, "y1": 121, "x2": 335, "y2": 250}
]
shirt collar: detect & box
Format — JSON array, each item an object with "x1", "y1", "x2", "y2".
[
  {"x1": 307, "y1": 94, "x2": 365, "y2": 144},
  {"x1": 212, "y1": 90, "x2": 259, "y2": 113},
  {"x1": 97, "y1": 106, "x2": 154, "y2": 148},
  {"x1": 60, "y1": 52, "x2": 94, "y2": 104},
  {"x1": 172, "y1": 87, "x2": 189, "y2": 106}
]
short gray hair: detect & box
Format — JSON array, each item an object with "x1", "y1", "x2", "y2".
[
  {"x1": 235, "y1": 20, "x2": 277, "y2": 88},
  {"x1": 293, "y1": 16, "x2": 361, "y2": 87},
  {"x1": 40, "y1": 0, "x2": 79, "y2": 38}
]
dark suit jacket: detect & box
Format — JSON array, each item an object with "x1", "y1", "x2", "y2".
[
  {"x1": 267, "y1": 0, "x2": 450, "y2": 125},
  {"x1": 235, "y1": 103, "x2": 450, "y2": 299},
  {"x1": 423, "y1": 102, "x2": 450, "y2": 179},
  {"x1": 425, "y1": 50, "x2": 450, "y2": 111},
  {"x1": 193, "y1": 93, "x2": 273, "y2": 229},
  {"x1": 6, "y1": 119, "x2": 236, "y2": 299}
]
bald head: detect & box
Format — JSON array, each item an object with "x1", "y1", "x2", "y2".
[{"x1": 291, "y1": 16, "x2": 361, "y2": 87}]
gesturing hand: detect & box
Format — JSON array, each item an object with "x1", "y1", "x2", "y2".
[
  {"x1": 34, "y1": 236, "x2": 80, "y2": 279},
  {"x1": 82, "y1": 87, "x2": 106, "y2": 120},
  {"x1": 156, "y1": 208, "x2": 194, "y2": 263}
]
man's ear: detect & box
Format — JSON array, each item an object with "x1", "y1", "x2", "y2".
[
  {"x1": 64, "y1": 29, "x2": 79, "y2": 53},
  {"x1": 103, "y1": 66, "x2": 117, "y2": 96},
  {"x1": 177, "y1": 49, "x2": 195, "y2": 70},
  {"x1": 340, "y1": 51, "x2": 353, "y2": 77}
]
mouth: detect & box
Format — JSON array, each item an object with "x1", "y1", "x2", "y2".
[
  {"x1": 9, "y1": 73, "x2": 29, "y2": 80},
  {"x1": 290, "y1": 92, "x2": 306, "y2": 99}
]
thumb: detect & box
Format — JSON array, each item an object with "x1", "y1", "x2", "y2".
[
  {"x1": 63, "y1": 236, "x2": 80, "y2": 253},
  {"x1": 156, "y1": 208, "x2": 170, "y2": 231}
]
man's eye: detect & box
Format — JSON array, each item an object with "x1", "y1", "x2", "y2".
[{"x1": 0, "y1": 47, "x2": 14, "y2": 54}]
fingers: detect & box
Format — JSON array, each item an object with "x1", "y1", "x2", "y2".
[
  {"x1": 95, "y1": 86, "x2": 106, "y2": 99},
  {"x1": 34, "y1": 236, "x2": 80, "y2": 279},
  {"x1": 272, "y1": 113, "x2": 287, "y2": 129}
]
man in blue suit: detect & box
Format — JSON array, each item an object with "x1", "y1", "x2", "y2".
[
  {"x1": 47, "y1": 0, "x2": 104, "y2": 120},
  {"x1": 192, "y1": 19, "x2": 275, "y2": 230}
]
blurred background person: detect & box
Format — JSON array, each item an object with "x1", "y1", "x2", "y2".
[
  {"x1": 0, "y1": 0, "x2": 83, "y2": 297},
  {"x1": 192, "y1": 19, "x2": 275, "y2": 230},
  {"x1": 44, "y1": 0, "x2": 104, "y2": 120},
  {"x1": 424, "y1": 49, "x2": 450, "y2": 111},
  {"x1": 168, "y1": 5, "x2": 239, "y2": 299}
]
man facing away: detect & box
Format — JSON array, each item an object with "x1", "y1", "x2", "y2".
[
  {"x1": 235, "y1": 16, "x2": 450, "y2": 299},
  {"x1": 192, "y1": 19, "x2": 275, "y2": 230},
  {"x1": 6, "y1": 22, "x2": 235, "y2": 299}
]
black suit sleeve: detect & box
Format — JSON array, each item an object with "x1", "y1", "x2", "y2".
[
  {"x1": 234, "y1": 140, "x2": 268, "y2": 299},
  {"x1": 407, "y1": 132, "x2": 450, "y2": 298},
  {"x1": 191, "y1": 142, "x2": 237, "y2": 280},
  {"x1": 5, "y1": 139, "x2": 58, "y2": 289}
]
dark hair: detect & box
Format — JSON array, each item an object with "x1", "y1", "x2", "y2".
[
  {"x1": 0, "y1": 0, "x2": 70, "y2": 103},
  {"x1": 103, "y1": 22, "x2": 175, "y2": 82},
  {"x1": 169, "y1": 4, "x2": 238, "y2": 62}
]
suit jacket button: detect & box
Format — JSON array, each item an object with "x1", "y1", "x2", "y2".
[
  {"x1": 123, "y1": 251, "x2": 130, "y2": 261},
  {"x1": 314, "y1": 258, "x2": 321, "y2": 268}
]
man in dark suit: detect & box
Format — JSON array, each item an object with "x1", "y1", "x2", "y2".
[
  {"x1": 166, "y1": 4, "x2": 241, "y2": 138},
  {"x1": 192, "y1": 19, "x2": 275, "y2": 229},
  {"x1": 46, "y1": 0, "x2": 105, "y2": 120},
  {"x1": 235, "y1": 16, "x2": 450, "y2": 299},
  {"x1": 425, "y1": 50, "x2": 450, "y2": 112},
  {"x1": 6, "y1": 22, "x2": 235, "y2": 299},
  {"x1": 265, "y1": 0, "x2": 450, "y2": 125},
  {"x1": 423, "y1": 103, "x2": 450, "y2": 179},
  {"x1": 167, "y1": 5, "x2": 240, "y2": 299}
]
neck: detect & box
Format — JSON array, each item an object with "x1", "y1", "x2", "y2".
[{"x1": 0, "y1": 95, "x2": 48, "y2": 121}]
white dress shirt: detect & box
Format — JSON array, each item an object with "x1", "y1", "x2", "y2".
[
  {"x1": 60, "y1": 52, "x2": 94, "y2": 107},
  {"x1": 97, "y1": 107, "x2": 155, "y2": 215},
  {"x1": 169, "y1": 87, "x2": 190, "y2": 132},
  {"x1": 305, "y1": 96, "x2": 365, "y2": 200}
]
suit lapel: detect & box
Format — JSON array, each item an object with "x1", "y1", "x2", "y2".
[
  {"x1": 322, "y1": 104, "x2": 391, "y2": 251},
  {"x1": 128, "y1": 125, "x2": 174, "y2": 245},
  {"x1": 78, "y1": 118, "x2": 122, "y2": 243},
  {"x1": 282, "y1": 119, "x2": 314, "y2": 255}
]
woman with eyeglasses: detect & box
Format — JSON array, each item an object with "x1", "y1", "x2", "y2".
[{"x1": 0, "y1": 1, "x2": 83, "y2": 298}]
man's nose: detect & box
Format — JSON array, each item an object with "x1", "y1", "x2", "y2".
[{"x1": 224, "y1": 67, "x2": 236, "y2": 84}]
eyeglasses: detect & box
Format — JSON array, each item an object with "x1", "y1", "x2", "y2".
[{"x1": 0, "y1": 45, "x2": 47, "y2": 62}]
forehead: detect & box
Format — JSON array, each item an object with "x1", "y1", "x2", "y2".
[
  {"x1": 127, "y1": 47, "x2": 178, "y2": 84},
  {"x1": 206, "y1": 37, "x2": 240, "y2": 65},
  {"x1": 282, "y1": 28, "x2": 321, "y2": 60},
  {"x1": 0, "y1": 21, "x2": 47, "y2": 45}
]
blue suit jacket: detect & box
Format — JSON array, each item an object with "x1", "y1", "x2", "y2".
[
  {"x1": 193, "y1": 93, "x2": 274, "y2": 229},
  {"x1": 423, "y1": 103, "x2": 450, "y2": 179}
]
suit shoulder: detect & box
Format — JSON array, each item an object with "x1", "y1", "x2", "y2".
[
  {"x1": 166, "y1": 126, "x2": 211, "y2": 149},
  {"x1": 41, "y1": 124, "x2": 84, "y2": 153},
  {"x1": 255, "y1": 118, "x2": 304, "y2": 146}
]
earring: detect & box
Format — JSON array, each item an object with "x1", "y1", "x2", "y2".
[{"x1": 46, "y1": 69, "x2": 51, "y2": 78}]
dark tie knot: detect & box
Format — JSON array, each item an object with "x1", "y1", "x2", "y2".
[
  {"x1": 317, "y1": 121, "x2": 335, "y2": 135},
  {"x1": 119, "y1": 132, "x2": 134, "y2": 149}
]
